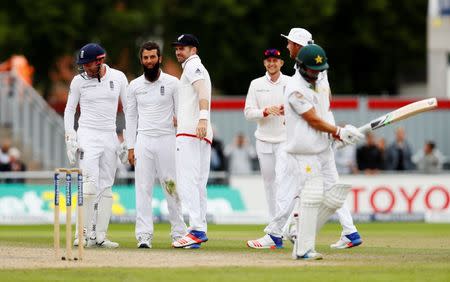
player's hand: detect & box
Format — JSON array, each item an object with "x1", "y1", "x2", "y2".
[
  {"x1": 128, "y1": 149, "x2": 135, "y2": 166},
  {"x1": 279, "y1": 105, "x2": 285, "y2": 116},
  {"x1": 332, "y1": 139, "x2": 347, "y2": 150},
  {"x1": 196, "y1": 119, "x2": 207, "y2": 139},
  {"x1": 118, "y1": 141, "x2": 128, "y2": 164},
  {"x1": 265, "y1": 105, "x2": 284, "y2": 116},
  {"x1": 65, "y1": 132, "x2": 79, "y2": 165},
  {"x1": 173, "y1": 116, "x2": 177, "y2": 128},
  {"x1": 336, "y1": 125, "x2": 364, "y2": 145}
]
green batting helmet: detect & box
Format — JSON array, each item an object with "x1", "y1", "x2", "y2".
[{"x1": 296, "y1": 43, "x2": 329, "y2": 71}]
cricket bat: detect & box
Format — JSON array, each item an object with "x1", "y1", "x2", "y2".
[
  {"x1": 335, "y1": 98, "x2": 438, "y2": 149},
  {"x1": 358, "y1": 98, "x2": 438, "y2": 133}
]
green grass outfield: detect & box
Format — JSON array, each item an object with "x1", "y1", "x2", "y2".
[{"x1": 1, "y1": 222, "x2": 450, "y2": 281}]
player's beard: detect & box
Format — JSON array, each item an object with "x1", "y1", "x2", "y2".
[{"x1": 143, "y1": 62, "x2": 160, "y2": 82}]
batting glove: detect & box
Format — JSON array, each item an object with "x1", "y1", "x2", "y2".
[{"x1": 335, "y1": 125, "x2": 364, "y2": 145}]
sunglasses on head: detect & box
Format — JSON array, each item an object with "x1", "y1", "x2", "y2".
[{"x1": 264, "y1": 49, "x2": 281, "y2": 57}]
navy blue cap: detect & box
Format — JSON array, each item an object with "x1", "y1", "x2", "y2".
[
  {"x1": 76, "y1": 43, "x2": 106, "y2": 65},
  {"x1": 172, "y1": 34, "x2": 199, "y2": 48},
  {"x1": 264, "y1": 49, "x2": 281, "y2": 59}
]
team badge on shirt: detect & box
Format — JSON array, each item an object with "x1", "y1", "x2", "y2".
[
  {"x1": 160, "y1": 86, "x2": 165, "y2": 96},
  {"x1": 109, "y1": 81, "x2": 114, "y2": 91},
  {"x1": 305, "y1": 165, "x2": 312, "y2": 173}
]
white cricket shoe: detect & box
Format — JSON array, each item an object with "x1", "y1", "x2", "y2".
[
  {"x1": 292, "y1": 238, "x2": 322, "y2": 260},
  {"x1": 172, "y1": 230, "x2": 208, "y2": 248},
  {"x1": 247, "y1": 234, "x2": 283, "y2": 249},
  {"x1": 137, "y1": 234, "x2": 152, "y2": 249},
  {"x1": 293, "y1": 250, "x2": 323, "y2": 260},
  {"x1": 97, "y1": 239, "x2": 119, "y2": 249},
  {"x1": 73, "y1": 237, "x2": 87, "y2": 247},
  {"x1": 86, "y1": 238, "x2": 97, "y2": 248},
  {"x1": 86, "y1": 237, "x2": 119, "y2": 248},
  {"x1": 330, "y1": 232, "x2": 362, "y2": 249}
]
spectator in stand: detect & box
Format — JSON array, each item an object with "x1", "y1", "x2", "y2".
[
  {"x1": 356, "y1": 132, "x2": 383, "y2": 175},
  {"x1": 6, "y1": 147, "x2": 27, "y2": 183},
  {"x1": 224, "y1": 133, "x2": 256, "y2": 174},
  {"x1": 377, "y1": 137, "x2": 387, "y2": 170},
  {"x1": 334, "y1": 143, "x2": 358, "y2": 175},
  {"x1": 0, "y1": 139, "x2": 12, "y2": 183},
  {"x1": 385, "y1": 127, "x2": 415, "y2": 171},
  {"x1": 412, "y1": 141, "x2": 445, "y2": 174},
  {"x1": 210, "y1": 126, "x2": 227, "y2": 172},
  {"x1": 0, "y1": 139, "x2": 11, "y2": 171},
  {"x1": 209, "y1": 127, "x2": 228, "y2": 184}
]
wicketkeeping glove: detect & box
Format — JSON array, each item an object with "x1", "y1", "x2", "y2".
[
  {"x1": 118, "y1": 141, "x2": 128, "y2": 164},
  {"x1": 65, "y1": 132, "x2": 79, "y2": 165}
]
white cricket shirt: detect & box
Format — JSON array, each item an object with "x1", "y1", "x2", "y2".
[
  {"x1": 64, "y1": 64, "x2": 128, "y2": 133},
  {"x1": 244, "y1": 72, "x2": 288, "y2": 143},
  {"x1": 284, "y1": 72, "x2": 331, "y2": 154},
  {"x1": 125, "y1": 71, "x2": 179, "y2": 148},
  {"x1": 177, "y1": 54, "x2": 213, "y2": 143}
]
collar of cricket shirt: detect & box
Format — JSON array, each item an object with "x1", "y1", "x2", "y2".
[
  {"x1": 265, "y1": 72, "x2": 283, "y2": 85},
  {"x1": 181, "y1": 54, "x2": 200, "y2": 69}
]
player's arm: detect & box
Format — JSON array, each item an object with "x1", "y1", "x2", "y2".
[
  {"x1": 63, "y1": 80, "x2": 81, "y2": 165},
  {"x1": 64, "y1": 81, "x2": 80, "y2": 134},
  {"x1": 192, "y1": 79, "x2": 209, "y2": 139},
  {"x1": 301, "y1": 108, "x2": 337, "y2": 134},
  {"x1": 244, "y1": 82, "x2": 282, "y2": 121},
  {"x1": 125, "y1": 84, "x2": 138, "y2": 165},
  {"x1": 244, "y1": 82, "x2": 265, "y2": 121},
  {"x1": 288, "y1": 91, "x2": 363, "y2": 144},
  {"x1": 172, "y1": 80, "x2": 179, "y2": 127},
  {"x1": 119, "y1": 74, "x2": 128, "y2": 116}
]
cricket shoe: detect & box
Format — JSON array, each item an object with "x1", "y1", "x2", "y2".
[
  {"x1": 184, "y1": 243, "x2": 201, "y2": 249},
  {"x1": 97, "y1": 239, "x2": 119, "y2": 248},
  {"x1": 292, "y1": 249, "x2": 323, "y2": 260},
  {"x1": 137, "y1": 233, "x2": 152, "y2": 249},
  {"x1": 86, "y1": 237, "x2": 98, "y2": 248},
  {"x1": 173, "y1": 236, "x2": 201, "y2": 249},
  {"x1": 172, "y1": 230, "x2": 208, "y2": 248},
  {"x1": 330, "y1": 232, "x2": 363, "y2": 249},
  {"x1": 86, "y1": 237, "x2": 119, "y2": 248},
  {"x1": 247, "y1": 234, "x2": 283, "y2": 249},
  {"x1": 73, "y1": 237, "x2": 87, "y2": 247},
  {"x1": 73, "y1": 229, "x2": 88, "y2": 247}
]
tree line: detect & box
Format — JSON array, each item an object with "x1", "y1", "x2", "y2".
[{"x1": 0, "y1": 0, "x2": 427, "y2": 98}]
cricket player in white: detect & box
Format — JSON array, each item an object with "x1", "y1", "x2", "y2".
[
  {"x1": 244, "y1": 48, "x2": 288, "y2": 220},
  {"x1": 171, "y1": 34, "x2": 212, "y2": 249},
  {"x1": 126, "y1": 42, "x2": 187, "y2": 248},
  {"x1": 64, "y1": 43, "x2": 128, "y2": 248},
  {"x1": 283, "y1": 28, "x2": 363, "y2": 249},
  {"x1": 248, "y1": 29, "x2": 363, "y2": 250},
  {"x1": 283, "y1": 44, "x2": 363, "y2": 259}
]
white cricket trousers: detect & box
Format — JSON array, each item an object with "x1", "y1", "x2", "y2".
[
  {"x1": 265, "y1": 147, "x2": 357, "y2": 237},
  {"x1": 175, "y1": 136, "x2": 211, "y2": 233},
  {"x1": 77, "y1": 127, "x2": 119, "y2": 189},
  {"x1": 134, "y1": 134, "x2": 187, "y2": 240},
  {"x1": 255, "y1": 139, "x2": 284, "y2": 220},
  {"x1": 77, "y1": 127, "x2": 118, "y2": 239}
]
